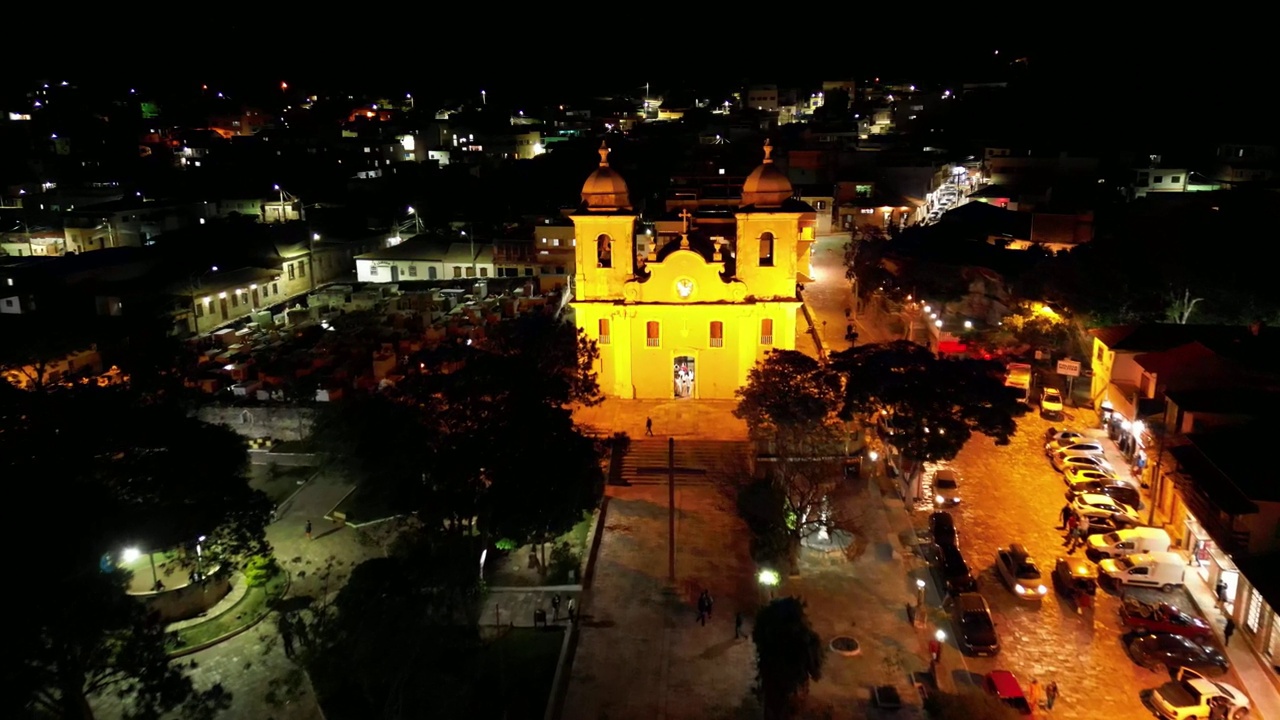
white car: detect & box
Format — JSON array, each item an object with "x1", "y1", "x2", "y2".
[
  {"x1": 1072, "y1": 493, "x2": 1140, "y2": 525},
  {"x1": 1058, "y1": 454, "x2": 1116, "y2": 474},
  {"x1": 1141, "y1": 666, "x2": 1250, "y2": 719},
  {"x1": 1051, "y1": 444, "x2": 1107, "y2": 471},
  {"x1": 1063, "y1": 465, "x2": 1118, "y2": 487},
  {"x1": 933, "y1": 469, "x2": 961, "y2": 507},
  {"x1": 1046, "y1": 437, "x2": 1103, "y2": 456}
]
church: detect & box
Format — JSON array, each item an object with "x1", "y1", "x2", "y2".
[{"x1": 570, "y1": 140, "x2": 816, "y2": 400}]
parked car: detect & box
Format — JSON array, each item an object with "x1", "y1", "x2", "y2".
[
  {"x1": 1065, "y1": 481, "x2": 1142, "y2": 511},
  {"x1": 1051, "y1": 445, "x2": 1107, "y2": 471},
  {"x1": 951, "y1": 593, "x2": 1000, "y2": 656},
  {"x1": 1046, "y1": 437, "x2": 1104, "y2": 456},
  {"x1": 1072, "y1": 493, "x2": 1141, "y2": 524},
  {"x1": 1119, "y1": 598, "x2": 1212, "y2": 639},
  {"x1": 1126, "y1": 633, "x2": 1228, "y2": 676},
  {"x1": 933, "y1": 469, "x2": 961, "y2": 507},
  {"x1": 995, "y1": 544, "x2": 1048, "y2": 601},
  {"x1": 983, "y1": 670, "x2": 1032, "y2": 715},
  {"x1": 1063, "y1": 464, "x2": 1118, "y2": 486},
  {"x1": 1044, "y1": 428, "x2": 1085, "y2": 445},
  {"x1": 1040, "y1": 388, "x2": 1064, "y2": 419},
  {"x1": 934, "y1": 543, "x2": 979, "y2": 596},
  {"x1": 1100, "y1": 552, "x2": 1187, "y2": 592},
  {"x1": 1058, "y1": 454, "x2": 1117, "y2": 475},
  {"x1": 1080, "y1": 514, "x2": 1140, "y2": 535},
  {"x1": 1140, "y1": 666, "x2": 1250, "y2": 720},
  {"x1": 1088, "y1": 527, "x2": 1173, "y2": 559},
  {"x1": 1051, "y1": 555, "x2": 1098, "y2": 606},
  {"x1": 930, "y1": 511, "x2": 958, "y2": 548}
]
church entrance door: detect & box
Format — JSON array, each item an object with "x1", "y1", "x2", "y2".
[{"x1": 673, "y1": 355, "x2": 695, "y2": 399}]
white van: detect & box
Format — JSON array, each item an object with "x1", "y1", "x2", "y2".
[
  {"x1": 1098, "y1": 551, "x2": 1186, "y2": 592},
  {"x1": 1087, "y1": 527, "x2": 1172, "y2": 559}
]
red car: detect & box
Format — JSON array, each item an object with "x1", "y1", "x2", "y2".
[
  {"x1": 1119, "y1": 598, "x2": 1212, "y2": 639},
  {"x1": 983, "y1": 671, "x2": 1032, "y2": 715}
]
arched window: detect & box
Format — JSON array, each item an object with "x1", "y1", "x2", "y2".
[
  {"x1": 759, "y1": 232, "x2": 774, "y2": 267},
  {"x1": 597, "y1": 234, "x2": 612, "y2": 268}
]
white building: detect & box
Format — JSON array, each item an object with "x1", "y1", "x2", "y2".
[{"x1": 356, "y1": 238, "x2": 447, "y2": 283}]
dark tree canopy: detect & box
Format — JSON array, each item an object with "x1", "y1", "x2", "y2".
[
  {"x1": 752, "y1": 596, "x2": 824, "y2": 719},
  {"x1": 734, "y1": 350, "x2": 841, "y2": 438},
  {"x1": 3, "y1": 384, "x2": 267, "y2": 719},
  {"x1": 831, "y1": 341, "x2": 1024, "y2": 463}
]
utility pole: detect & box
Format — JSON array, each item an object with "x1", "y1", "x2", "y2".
[{"x1": 668, "y1": 436, "x2": 676, "y2": 583}]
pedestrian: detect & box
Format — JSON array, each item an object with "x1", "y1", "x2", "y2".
[
  {"x1": 702, "y1": 589, "x2": 714, "y2": 620},
  {"x1": 1216, "y1": 579, "x2": 1228, "y2": 607},
  {"x1": 1063, "y1": 515, "x2": 1078, "y2": 547},
  {"x1": 567, "y1": 598, "x2": 576, "y2": 623},
  {"x1": 1069, "y1": 524, "x2": 1085, "y2": 553},
  {"x1": 645, "y1": 417, "x2": 654, "y2": 436},
  {"x1": 279, "y1": 616, "x2": 296, "y2": 659},
  {"x1": 551, "y1": 592, "x2": 561, "y2": 622},
  {"x1": 696, "y1": 594, "x2": 707, "y2": 626},
  {"x1": 1058, "y1": 503, "x2": 1072, "y2": 530},
  {"x1": 1027, "y1": 678, "x2": 1042, "y2": 713},
  {"x1": 1045, "y1": 680, "x2": 1059, "y2": 710},
  {"x1": 305, "y1": 519, "x2": 312, "y2": 541},
  {"x1": 734, "y1": 611, "x2": 744, "y2": 639},
  {"x1": 927, "y1": 636, "x2": 941, "y2": 677},
  {"x1": 1224, "y1": 617, "x2": 1236, "y2": 646}
]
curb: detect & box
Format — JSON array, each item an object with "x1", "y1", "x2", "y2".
[
  {"x1": 543, "y1": 496, "x2": 610, "y2": 720},
  {"x1": 168, "y1": 570, "x2": 292, "y2": 659}
]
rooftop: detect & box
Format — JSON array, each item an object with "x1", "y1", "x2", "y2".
[
  {"x1": 1166, "y1": 386, "x2": 1280, "y2": 415},
  {"x1": 1090, "y1": 324, "x2": 1259, "y2": 353},
  {"x1": 1182, "y1": 426, "x2": 1280, "y2": 504},
  {"x1": 356, "y1": 237, "x2": 450, "y2": 261}
]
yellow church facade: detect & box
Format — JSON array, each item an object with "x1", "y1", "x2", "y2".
[{"x1": 570, "y1": 141, "x2": 815, "y2": 400}]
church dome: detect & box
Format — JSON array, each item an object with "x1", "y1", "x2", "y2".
[
  {"x1": 740, "y1": 139, "x2": 793, "y2": 208},
  {"x1": 581, "y1": 142, "x2": 632, "y2": 211}
]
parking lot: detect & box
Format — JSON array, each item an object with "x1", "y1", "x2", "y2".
[{"x1": 917, "y1": 403, "x2": 1246, "y2": 719}]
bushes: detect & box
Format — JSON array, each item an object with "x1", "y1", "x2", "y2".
[
  {"x1": 243, "y1": 555, "x2": 279, "y2": 587},
  {"x1": 547, "y1": 542, "x2": 582, "y2": 584}
]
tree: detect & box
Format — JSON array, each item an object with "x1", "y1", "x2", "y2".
[
  {"x1": 752, "y1": 597, "x2": 824, "y2": 719},
  {"x1": 830, "y1": 341, "x2": 1024, "y2": 482},
  {"x1": 301, "y1": 536, "x2": 485, "y2": 719},
  {"x1": 843, "y1": 227, "x2": 891, "y2": 298},
  {"x1": 6, "y1": 384, "x2": 270, "y2": 718},
  {"x1": 484, "y1": 312, "x2": 603, "y2": 407},
  {"x1": 734, "y1": 350, "x2": 842, "y2": 452}
]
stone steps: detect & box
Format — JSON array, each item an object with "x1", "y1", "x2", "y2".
[{"x1": 617, "y1": 439, "x2": 750, "y2": 485}]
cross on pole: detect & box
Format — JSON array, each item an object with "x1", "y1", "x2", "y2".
[{"x1": 634, "y1": 437, "x2": 707, "y2": 583}]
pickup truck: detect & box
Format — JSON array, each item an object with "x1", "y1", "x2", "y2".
[
  {"x1": 1139, "y1": 667, "x2": 1251, "y2": 719},
  {"x1": 1120, "y1": 598, "x2": 1212, "y2": 639}
]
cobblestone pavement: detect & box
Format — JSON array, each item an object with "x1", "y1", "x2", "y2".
[{"x1": 920, "y1": 406, "x2": 1240, "y2": 719}]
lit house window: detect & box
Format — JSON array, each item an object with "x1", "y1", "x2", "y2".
[
  {"x1": 646, "y1": 321, "x2": 660, "y2": 347},
  {"x1": 598, "y1": 319, "x2": 611, "y2": 344},
  {"x1": 709, "y1": 321, "x2": 724, "y2": 348},
  {"x1": 761, "y1": 318, "x2": 774, "y2": 345}
]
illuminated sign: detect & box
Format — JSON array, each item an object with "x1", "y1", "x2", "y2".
[{"x1": 8, "y1": 112, "x2": 31, "y2": 121}]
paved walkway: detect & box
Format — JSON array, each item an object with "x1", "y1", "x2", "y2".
[
  {"x1": 573, "y1": 398, "x2": 749, "y2": 442},
  {"x1": 482, "y1": 586, "x2": 582, "y2": 628}
]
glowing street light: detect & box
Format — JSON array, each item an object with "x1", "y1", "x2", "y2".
[
  {"x1": 935, "y1": 319, "x2": 943, "y2": 328},
  {"x1": 934, "y1": 628, "x2": 947, "y2": 642},
  {"x1": 869, "y1": 451, "x2": 879, "y2": 462},
  {"x1": 122, "y1": 547, "x2": 141, "y2": 563},
  {"x1": 963, "y1": 320, "x2": 973, "y2": 329}
]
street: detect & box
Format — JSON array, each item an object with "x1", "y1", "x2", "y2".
[{"x1": 923, "y1": 405, "x2": 1239, "y2": 719}]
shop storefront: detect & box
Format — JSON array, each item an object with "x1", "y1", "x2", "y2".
[
  {"x1": 1236, "y1": 574, "x2": 1280, "y2": 673},
  {"x1": 1184, "y1": 515, "x2": 1239, "y2": 615}
]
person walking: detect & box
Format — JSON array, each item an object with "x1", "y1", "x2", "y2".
[
  {"x1": 567, "y1": 598, "x2": 576, "y2": 623},
  {"x1": 696, "y1": 593, "x2": 708, "y2": 626},
  {"x1": 279, "y1": 615, "x2": 296, "y2": 659},
  {"x1": 305, "y1": 520, "x2": 312, "y2": 541},
  {"x1": 1062, "y1": 514, "x2": 1078, "y2": 546},
  {"x1": 1224, "y1": 617, "x2": 1236, "y2": 646},
  {"x1": 1216, "y1": 579, "x2": 1228, "y2": 608},
  {"x1": 1027, "y1": 678, "x2": 1042, "y2": 716},
  {"x1": 1058, "y1": 504, "x2": 1072, "y2": 530},
  {"x1": 551, "y1": 593, "x2": 561, "y2": 622},
  {"x1": 734, "y1": 612, "x2": 744, "y2": 639},
  {"x1": 1045, "y1": 680, "x2": 1059, "y2": 710},
  {"x1": 645, "y1": 417, "x2": 654, "y2": 436},
  {"x1": 702, "y1": 589, "x2": 714, "y2": 620}
]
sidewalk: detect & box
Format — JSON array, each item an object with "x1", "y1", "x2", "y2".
[{"x1": 572, "y1": 398, "x2": 748, "y2": 441}]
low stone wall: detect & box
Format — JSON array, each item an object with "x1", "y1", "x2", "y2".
[
  {"x1": 248, "y1": 449, "x2": 321, "y2": 466},
  {"x1": 136, "y1": 573, "x2": 232, "y2": 623},
  {"x1": 197, "y1": 404, "x2": 316, "y2": 441}
]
